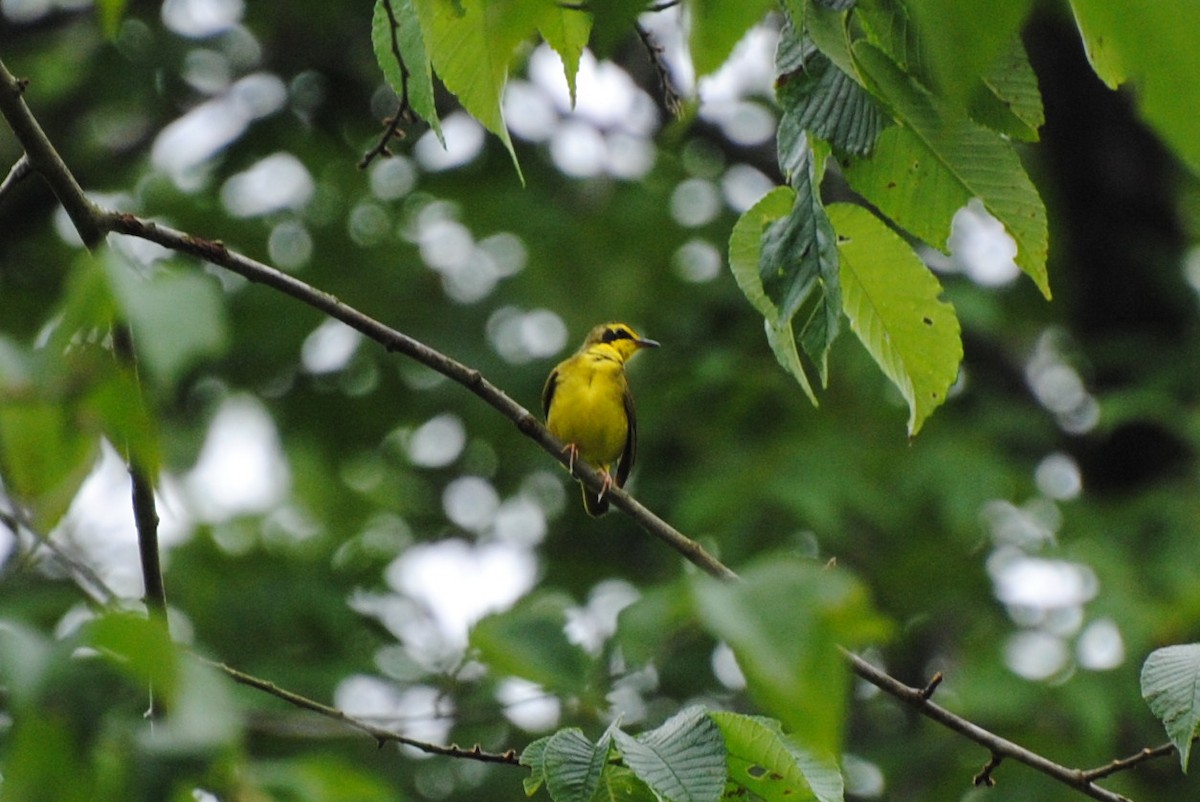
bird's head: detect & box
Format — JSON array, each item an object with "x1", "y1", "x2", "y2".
[{"x1": 583, "y1": 322, "x2": 660, "y2": 363}]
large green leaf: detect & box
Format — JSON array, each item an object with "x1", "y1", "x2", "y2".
[
  {"x1": 688, "y1": 0, "x2": 775, "y2": 78},
  {"x1": 1068, "y1": 0, "x2": 1200, "y2": 175},
  {"x1": 86, "y1": 611, "x2": 179, "y2": 704},
  {"x1": 1141, "y1": 644, "x2": 1200, "y2": 771},
  {"x1": 614, "y1": 706, "x2": 727, "y2": 802},
  {"x1": 469, "y1": 590, "x2": 591, "y2": 696},
  {"x1": 710, "y1": 712, "x2": 843, "y2": 802},
  {"x1": 412, "y1": 0, "x2": 539, "y2": 179},
  {"x1": 0, "y1": 402, "x2": 98, "y2": 532},
  {"x1": 728, "y1": 187, "x2": 817, "y2": 404},
  {"x1": 843, "y1": 41, "x2": 1050, "y2": 298},
  {"x1": 691, "y1": 556, "x2": 890, "y2": 758},
  {"x1": 828, "y1": 203, "x2": 961, "y2": 435},
  {"x1": 372, "y1": 0, "x2": 444, "y2": 143}
]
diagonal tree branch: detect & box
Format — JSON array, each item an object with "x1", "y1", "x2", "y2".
[{"x1": 195, "y1": 654, "x2": 521, "y2": 764}]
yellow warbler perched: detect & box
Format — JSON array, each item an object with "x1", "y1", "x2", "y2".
[{"x1": 542, "y1": 322, "x2": 659, "y2": 516}]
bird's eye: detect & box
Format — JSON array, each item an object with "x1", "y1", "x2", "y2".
[{"x1": 603, "y1": 327, "x2": 631, "y2": 343}]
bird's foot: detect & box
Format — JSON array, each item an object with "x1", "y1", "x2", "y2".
[
  {"x1": 562, "y1": 443, "x2": 580, "y2": 474},
  {"x1": 598, "y1": 468, "x2": 615, "y2": 499}
]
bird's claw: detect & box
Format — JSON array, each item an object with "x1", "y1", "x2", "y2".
[{"x1": 562, "y1": 443, "x2": 580, "y2": 474}]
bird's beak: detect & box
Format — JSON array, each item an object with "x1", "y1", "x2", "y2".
[{"x1": 635, "y1": 337, "x2": 660, "y2": 349}]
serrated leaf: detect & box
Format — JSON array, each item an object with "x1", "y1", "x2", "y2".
[
  {"x1": 412, "y1": 0, "x2": 536, "y2": 180},
  {"x1": 536, "y1": 3, "x2": 592, "y2": 106},
  {"x1": 688, "y1": 0, "x2": 775, "y2": 78},
  {"x1": 801, "y1": 2, "x2": 853, "y2": 78},
  {"x1": 470, "y1": 590, "x2": 590, "y2": 696},
  {"x1": 692, "y1": 556, "x2": 890, "y2": 758},
  {"x1": 710, "y1": 712, "x2": 843, "y2": 802},
  {"x1": 828, "y1": 203, "x2": 961, "y2": 435},
  {"x1": 904, "y1": 0, "x2": 1032, "y2": 104},
  {"x1": 614, "y1": 706, "x2": 726, "y2": 802},
  {"x1": 1141, "y1": 644, "x2": 1200, "y2": 771},
  {"x1": 373, "y1": 0, "x2": 443, "y2": 144},
  {"x1": 728, "y1": 187, "x2": 817, "y2": 404},
  {"x1": 968, "y1": 36, "x2": 1043, "y2": 142},
  {"x1": 544, "y1": 728, "x2": 611, "y2": 802},
  {"x1": 776, "y1": 27, "x2": 885, "y2": 157},
  {"x1": 844, "y1": 41, "x2": 1050, "y2": 298},
  {"x1": 760, "y1": 136, "x2": 840, "y2": 383}
]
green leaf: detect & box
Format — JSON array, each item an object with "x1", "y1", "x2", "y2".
[
  {"x1": 372, "y1": 0, "x2": 444, "y2": 144},
  {"x1": 593, "y1": 765, "x2": 658, "y2": 802},
  {"x1": 1068, "y1": 0, "x2": 1200, "y2": 175},
  {"x1": 710, "y1": 712, "x2": 843, "y2": 802},
  {"x1": 0, "y1": 402, "x2": 99, "y2": 532},
  {"x1": 614, "y1": 706, "x2": 726, "y2": 802},
  {"x1": 104, "y1": 256, "x2": 227, "y2": 391},
  {"x1": 536, "y1": 3, "x2": 592, "y2": 106},
  {"x1": 828, "y1": 203, "x2": 961, "y2": 435},
  {"x1": 728, "y1": 187, "x2": 817, "y2": 404},
  {"x1": 776, "y1": 23, "x2": 885, "y2": 157},
  {"x1": 588, "y1": 0, "x2": 646, "y2": 57},
  {"x1": 691, "y1": 556, "x2": 890, "y2": 758},
  {"x1": 614, "y1": 578, "x2": 694, "y2": 666},
  {"x1": 968, "y1": 36, "x2": 1043, "y2": 142},
  {"x1": 522, "y1": 735, "x2": 552, "y2": 796},
  {"x1": 1, "y1": 714, "x2": 94, "y2": 802},
  {"x1": 1141, "y1": 644, "x2": 1200, "y2": 771},
  {"x1": 252, "y1": 755, "x2": 399, "y2": 801},
  {"x1": 760, "y1": 138, "x2": 840, "y2": 382},
  {"x1": 544, "y1": 727, "x2": 612, "y2": 802},
  {"x1": 469, "y1": 590, "x2": 590, "y2": 696},
  {"x1": 0, "y1": 621, "x2": 53, "y2": 709},
  {"x1": 843, "y1": 42, "x2": 1050, "y2": 298},
  {"x1": 688, "y1": 0, "x2": 775, "y2": 78},
  {"x1": 412, "y1": 0, "x2": 538, "y2": 180},
  {"x1": 905, "y1": 0, "x2": 1032, "y2": 103},
  {"x1": 86, "y1": 611, "x2": 179, "y2": 703}
]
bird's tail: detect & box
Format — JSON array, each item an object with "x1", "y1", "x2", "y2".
[{"x1": 583, "y1": 485, "x2": 609, "y2": 517}]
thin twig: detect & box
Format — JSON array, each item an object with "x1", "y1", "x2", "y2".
[
  {"x1": 360, "y1": 0, "x2": 414, "y2": 170},
  {"x1": 635, "y1": 22, "x2": 683, "y2": 117},
  {"x1": 1081, "y1": 742, "x2": 1178, "y2": 782},
  {"x1": 195, "y1": 654, "x2": 521, "y2": 764},
  {"x1": 844, "y1": 650, "x2": 1132, "y2": 802},
  {"x1": 0, "y1": 152, "x2": 32, "y2": 202}
]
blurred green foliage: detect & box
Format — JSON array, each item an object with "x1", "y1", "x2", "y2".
[{"x1": 2, "y1": 1, "x2": 1200, "y2": 801}]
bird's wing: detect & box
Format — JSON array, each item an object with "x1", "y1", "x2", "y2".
[
  {"x1": 541, "y1": 368, "x2": 559, "y2": 418},
  {"x1": 615, "y1": 385, "x2": 637, "y2": 489}
]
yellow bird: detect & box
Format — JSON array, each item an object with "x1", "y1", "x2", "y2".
[{"x1": 542, "y1": 322, "x2": 659, "y2": 516}]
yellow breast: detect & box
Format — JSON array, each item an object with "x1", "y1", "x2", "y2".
[{"x1": 545, "y1": 352, "x2": 629, "y2": 470}]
